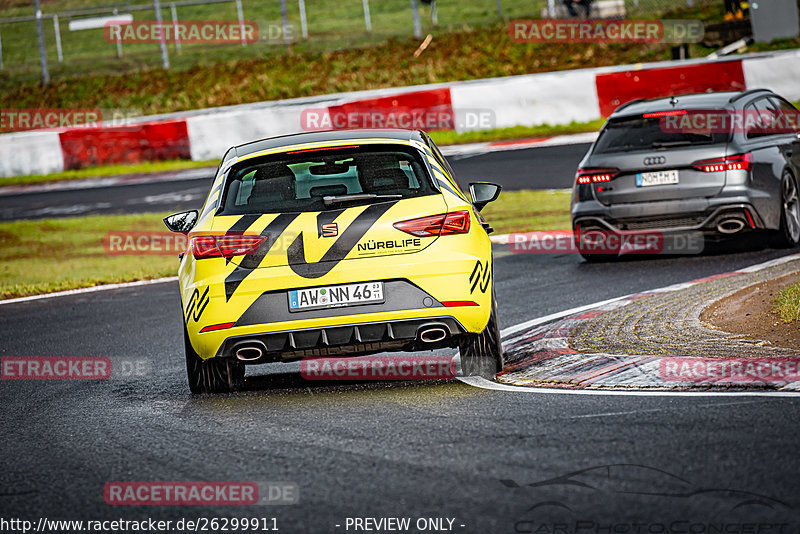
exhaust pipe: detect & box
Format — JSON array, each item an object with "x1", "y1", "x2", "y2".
[
  {"x1": 717, "y1": 218, "x2": 746, "y2": 234},
  {"x1": 419, "y1": 326, "x2": 448, "y2": 343},
  {"x1": 234, "y1": 340, "x2": 267, "y2": 362}
]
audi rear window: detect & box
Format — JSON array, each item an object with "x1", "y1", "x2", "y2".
[
  {"x1": 218, "y1": 145, "x2": 435, "y2": 215},
  {"x1": 593, "y1": 113, "x2": 729, "y2": 154}
]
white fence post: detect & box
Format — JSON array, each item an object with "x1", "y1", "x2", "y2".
[
  {"x1": 170, "y1": 3, "x2": 181, "y2": 52},
  {"x1": 235, "y1": 0, "x2": 247, "y2": 46},
  {"x1": 33, "y1": 0, "x2": 50, "y2": 84},
  {"x1": 410, "y1": 0, "x2": 422, "y2": 39},
  {"x1": 53, "y1": 15, "x2": 63, "y2": 62},
  {"x1": 362, "y1": 0, "x2": 372, "y2": 32},
  {"x1": 298, "y1": 0, "x2": 308, "y2": 39},
  {"x1": 153, "y1": 0, "x2": 170, "y2": 69}
]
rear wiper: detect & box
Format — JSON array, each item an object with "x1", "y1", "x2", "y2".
[
  {"x1": 323, "y1": 194, "x2": 402, "y2": 207},
  {"x1": 651, "y1": 140, "x2": 693, "y2": 148}
]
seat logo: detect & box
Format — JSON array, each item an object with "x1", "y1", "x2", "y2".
[
  {"x1": 321, "y1": 223, "x2": 338, "y2": 238},
  {"x1": 643, "y1": 156, "x2": 666, "y2": 166}
]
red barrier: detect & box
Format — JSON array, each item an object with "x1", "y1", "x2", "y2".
[
  {"x1": 59, "y1": 120, "x2": 190, "y2": 170},
  {"x1": 326, "y1": 88, "x2": 454, "y2": 131},
  {"x1": 595, "y1": 61, "x2": 746, "y2": 117}
]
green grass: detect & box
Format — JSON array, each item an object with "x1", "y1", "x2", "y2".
[
  {"x1": 0, "y1": 0, "x2": 707, "y2": 82},
  {"x1": 482, "y1": 189, "x2": 571, "y2": 235},
  {"x1": 0, "y1": 20, "x2": 698, "y2": 116},
  {"x1": 0, "y1": 189, "x2": 570, "y2": 299},
  {"x1": 774, "y1": 279, "x2": 800, "y2": 323},
  {"x1": 0, "y1": 212, "x2": 178, "y2": 299},
  {"x1": 0, "y1": 159, "x2": 219, "y2": 187}
]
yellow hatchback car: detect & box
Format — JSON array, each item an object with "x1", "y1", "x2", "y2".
[{"x1": 164, "y1": 129, "x2": 502, "y2": 393}]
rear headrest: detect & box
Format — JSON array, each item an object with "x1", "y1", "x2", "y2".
[
  {"x1": 361, "y1": 167, "x2": 408, "y2": 192},
  {"x1": 250, "y1": 164, "x2": 296, "y2": 203},
  {"x1": 309, "y1": 184, "x2": 348, "y2": 197}
]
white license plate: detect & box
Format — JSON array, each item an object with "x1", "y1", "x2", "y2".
[
  {"x1": 288, "y1": 282, "x2": 384, "y2": 312},
  {"x1": 636, "y1": 169, "x2": 679, "y2": 187}
]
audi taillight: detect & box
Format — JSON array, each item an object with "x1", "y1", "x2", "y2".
[
  {"x1": 576, "y1": 168, "x2": 619, "y2": 185},
  {"x1": 191, "y1": 235, "x2": 265, "y2": 259},
  {"x1": 692, "y1": 153, "x2": 752, "y2": 173},
  {"x1": 393, "y1": 211, "x2": 471, "y2": 237}
]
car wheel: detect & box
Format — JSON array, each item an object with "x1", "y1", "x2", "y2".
[
  {"x1": 778, "y1": 171, "x2": 800, "y2": 248},
  {"x1": 184, "y1": 323, "x2": 244, "y2": 394},
  {"x1": 459, "y1": 294, "x2": 504, "y2": 378}
]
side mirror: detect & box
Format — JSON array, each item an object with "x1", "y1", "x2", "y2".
[
  {"x1": 163, "y1": 210, "x2": 198, "y2": 234},
  {"x1": 468, "y1": 182, "x2": 501, "y2": 211}
]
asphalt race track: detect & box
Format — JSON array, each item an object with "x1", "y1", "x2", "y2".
[
  {"x1": 3, "y1": 142, "x2": 800, "y2": 529},
  {"x1": 0, "y1": 143, "x2": 590, "y2": 221},
  {"x1": 3, "y1": 241, "x2": 800, "y2": 529}
]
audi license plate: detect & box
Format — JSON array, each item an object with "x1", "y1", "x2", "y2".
[
  {"x1": 636, "y1": 170, "x2": 679, "y2": 187},
  {"x1": 288, "y1": 282, "x2": 384, "y2": 312}
]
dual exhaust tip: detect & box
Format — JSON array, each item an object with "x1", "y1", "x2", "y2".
[
  {"x1": 418, "y1": 326, "x2": 448, "y2": 343},
  {"x1": 234, "y1": 341, "x2": 266, "y2": 362},
  {"x1": 717, "y1": 217, "x2": 746, "y2": 235},
  {"x1": 232, "y1": 325, "x2": 450, "y2": 361}
]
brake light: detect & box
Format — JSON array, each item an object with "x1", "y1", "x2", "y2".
[
  {"x1": 191, "y1": 235, "x2": 266, "y2": 259},
  {"x1": 286, "y1": 145, "x2": 359, "y2": 155},
  {"x1": 441, "y1": 300, "x2": 479, "y2": 307},
  {"x1": 576, "y1": 168, "x2": 619, "y2": 185},
  {"x1": 200, "y1": 322, "x2": 235, "y2": 333},
  {"x1": 643, "y1": 110, "x2": 687, "y2": 119},
  {"x1": 393, "y1": 211, "x2": 471, "y2": 237},
  {"x1": 692, "y1": 153, "x2": 752, "y2": 173}
]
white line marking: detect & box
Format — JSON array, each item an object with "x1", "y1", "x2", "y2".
[
  {"x1": 458, "y1": 376, "x2": 800, "y2": 396},
  {"x1": 0, "y1": 277, "x2": 178, "y2": 306},
  {"x1": 464, "y1": 252, "x2": 800, "y2": 396}
]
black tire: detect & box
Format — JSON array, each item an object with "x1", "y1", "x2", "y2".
[
  {"x1": 459, "y1": 296, "x2": 504, "y2": 378},
  {"x1": 777, "y1": 171, "x2": 800, "y2": 248},
  {"x1": 184, "y1": 324, "x2": 244, "y2": 394}
]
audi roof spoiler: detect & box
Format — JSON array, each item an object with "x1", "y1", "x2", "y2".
[{"x1": 729, "y1": 88, "x2": 772, "y2": 103}]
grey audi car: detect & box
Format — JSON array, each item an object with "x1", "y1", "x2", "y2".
[{"x1": 571, "y1": 89, "x2": 800, "y2": 260}]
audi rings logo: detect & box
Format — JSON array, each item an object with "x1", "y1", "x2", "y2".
[{"x1": 643, "y1": 156, "x2": 666, "y2": 166}]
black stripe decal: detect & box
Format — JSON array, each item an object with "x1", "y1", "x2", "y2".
[
  {"x1": 223, "y1": 213, "x2": 261, "y2": 265},
  {"x1": 224, "y1": 213, "x2": 300, "y2": 300},
  {"x1": 287, "y1": 201, "x2": 398, "y2": 279}
]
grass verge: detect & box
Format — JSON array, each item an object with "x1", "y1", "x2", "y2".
[
  {"x1": 482, "y1": 189, "x2": 571, "y2": 235},
  {"x1": 0, "y1": 159, "x2": 219, "y2": 187},
  {"x1": 774, "y1": 279, "x2": 800, "y2": 323},
  {"x1": 0, "y1": 189, "x2": 571, "y2": 299},
  {"x1": 0, "y1": 213, "x2": 177, "y2": 299}
]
